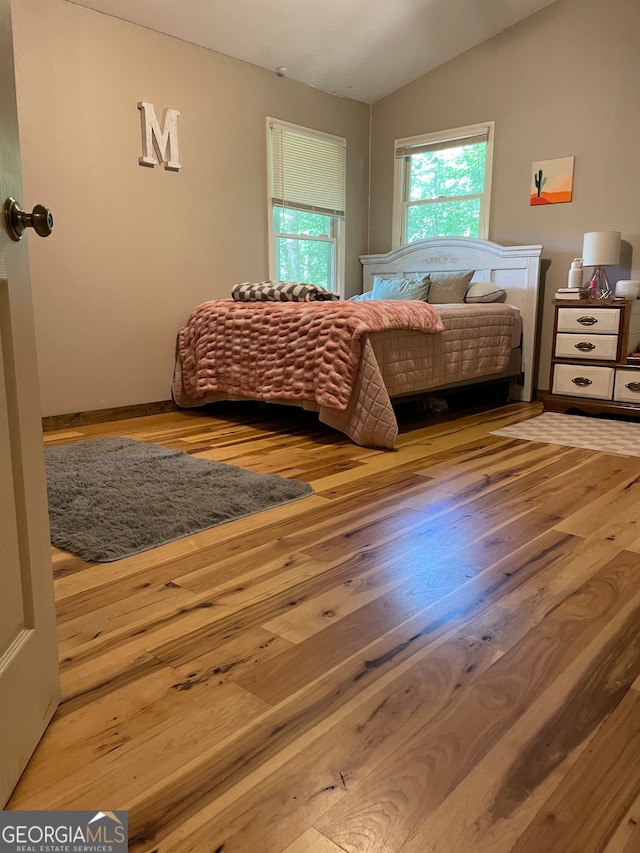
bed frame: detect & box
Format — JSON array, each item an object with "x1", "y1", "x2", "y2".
[{"x1": 360, "y1": 237, "x2": 542, "y2": 401}]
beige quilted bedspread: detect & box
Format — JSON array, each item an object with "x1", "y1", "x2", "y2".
[
  {"x1": 172, "y1": 301, "x2": 520, "y2": 449},
  {"x1": 321, "y1": 303, "x2": 521, "y2": 446}
]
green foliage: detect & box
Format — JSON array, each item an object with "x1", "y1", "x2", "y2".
[
  {"x1": 405, "y1": 141, "x2": 487, "y2": 241},
  {"x1": 409, "y1": 143, "x2": 486, "y2": 200},
  {"x1": 273, "y1": 208, "x2": 333, "y2": 289},
  {"x1": 273, "y1": 208, "x2": 331, "y2": 237},
  {"x1": 407, "y1": 198, "x2": 481, "y2": 240}
]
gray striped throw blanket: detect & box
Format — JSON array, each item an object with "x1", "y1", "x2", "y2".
[{"x1": 232, "y1": 281, "x2": 340, "y2": 302}]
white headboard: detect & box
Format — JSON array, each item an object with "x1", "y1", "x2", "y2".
[{"x1": 360, "y1": 237, "x2": 542, "y2": 402}]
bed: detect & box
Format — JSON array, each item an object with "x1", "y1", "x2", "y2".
[{"x1": 172, "y1": 237, "x2": 542, "y2": 448}]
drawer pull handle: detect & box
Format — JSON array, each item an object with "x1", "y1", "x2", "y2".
[
  {"x1": 625, "y1": 381, "x2": 640, "y2": 393},
  {"x1": 575, "y1": 341, "x2": 596, "y2": 351},
  {"x1": 572, "y1": 377, "x2": 593, "y2": 387},
  {"x1": 577, "y1": 316, "x2": 598, "y2": 326}
]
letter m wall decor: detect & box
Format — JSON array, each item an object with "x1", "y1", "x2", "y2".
[{"x1": 138, "y1": 101, "x2": 181, "y2": 171}]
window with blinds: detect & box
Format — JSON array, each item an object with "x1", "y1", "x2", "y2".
[
  {"x1": 392, "y1": 122, "x2": 494, "y2": 246},
  {"x1": 267, "y1": 119, "x2": 346, "y2": 294}
]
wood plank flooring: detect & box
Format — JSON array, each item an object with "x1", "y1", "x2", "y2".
[{"x1": 8, "y1": 399, "x2": 640, "y2": 853}]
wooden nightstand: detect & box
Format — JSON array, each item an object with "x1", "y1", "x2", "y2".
[{"x1": 543, "y1": 298, "x2": 640, "y2": 417}]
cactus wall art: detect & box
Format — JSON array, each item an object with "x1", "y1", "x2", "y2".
[{"x1": 530, "y1": 157, "x2": 574, "y2": 205}]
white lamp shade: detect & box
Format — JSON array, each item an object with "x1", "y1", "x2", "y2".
[{"x1": 582, "y1": 231, "x2": 621, "y2": 267}]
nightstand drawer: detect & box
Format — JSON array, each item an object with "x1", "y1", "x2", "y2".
[
  {"x1": 555, "y1": 333, "x2": 618, "y2": 360},
  {"x1": 552, "y1": 364, "x2": 614, "y2": 399},
  {"x1": 614, "y1": 369, "x2": 640, "y2": 403},
  {"x1": 557, "y1": 307, "x2": 621, "y2": 334}
]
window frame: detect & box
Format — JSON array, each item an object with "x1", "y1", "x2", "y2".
[
  {"x1": 267, "y1": 118, "x2": 346, "y2": 295},
  {"x1": 391, "y1": 121, "x2": 495, "y2": 247}
]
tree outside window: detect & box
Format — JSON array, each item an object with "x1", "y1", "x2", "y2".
[
  {"x1": 393, "y1": 123, "x2": 494, "y2": 246},
  {"x1": 272, "y1": 208, "x2": 335, "y2": 289}
]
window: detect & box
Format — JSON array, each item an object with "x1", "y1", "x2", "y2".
[
  {"x1": 392, "y1": 122, "x2": 494, "y2": 246},
  {"x1": 268, "y1": 118, "x2": 346, "y2": 294}
]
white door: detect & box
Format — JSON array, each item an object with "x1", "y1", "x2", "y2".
[{"x1": 0, "y1": 0, "x2": 60, "y2": 806}]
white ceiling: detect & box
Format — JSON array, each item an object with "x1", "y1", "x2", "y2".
[{"x1": 66, "y1": 0, "x2": 558, "y2": 104}]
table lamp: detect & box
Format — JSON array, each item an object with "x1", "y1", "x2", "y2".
[{"x1": 582, "y1": 231, "x2": 621, "y2": 297}]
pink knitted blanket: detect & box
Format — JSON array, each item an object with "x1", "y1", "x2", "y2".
[{"x1": 176, "y1": 299, "x2": 445, "y2": 411}]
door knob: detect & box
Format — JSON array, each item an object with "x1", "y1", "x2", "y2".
[{"x1": 4, "y1": 197, "x2": 54, "y2": 241}]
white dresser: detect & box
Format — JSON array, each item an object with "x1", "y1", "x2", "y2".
[{"x1": 544, "y1": 299, "x2": 640, "y2": 416}]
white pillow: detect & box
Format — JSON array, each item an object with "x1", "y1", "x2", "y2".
[
  {"x1": 465, "y1": 282, "x2": 507, "y2": 303},
  {"x1": 349, "y1": 291, "x2": 374, "y2": 301}
]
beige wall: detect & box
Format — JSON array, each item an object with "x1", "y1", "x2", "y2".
[
  {"x1": 369, "y1": 0, "x2": 640, "y2": 390},
  {"x1": 11, "y1": 0, "x2": 370, "y2": 415}
]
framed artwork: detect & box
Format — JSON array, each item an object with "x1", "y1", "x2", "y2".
[{"x1": 530, "y1": 157, "x2": 574, "y2": 205}]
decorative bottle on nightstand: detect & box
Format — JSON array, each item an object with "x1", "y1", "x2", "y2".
[{"x1": 568, "y1": 258, "x2": 583, "y2": 289}]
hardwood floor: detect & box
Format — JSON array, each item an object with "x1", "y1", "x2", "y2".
[{"x1": 9, "y1": 400, "x2": 640, "y2": 852}]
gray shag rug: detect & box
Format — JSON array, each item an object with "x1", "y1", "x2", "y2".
[{"x1": 45, "y1": 436, "x2": 313, "y2": 562}]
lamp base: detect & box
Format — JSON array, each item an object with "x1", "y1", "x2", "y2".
[{"x1": 587, "y1": 267, "x2": 614, "y2": 299}]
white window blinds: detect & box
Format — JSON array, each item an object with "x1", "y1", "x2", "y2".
[
  {"x1": 269, "y1": 120, "x2": 346, "y2": 218},
  {"x1": 395, "y1": 126, "x2": 491, "y2": 159}
]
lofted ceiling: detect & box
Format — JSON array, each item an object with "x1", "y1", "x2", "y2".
[{"x1": 66, "y1": 0, "x2": 559, "y2": 104}]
